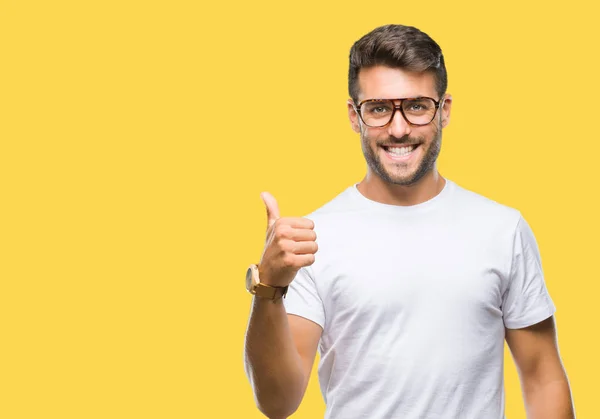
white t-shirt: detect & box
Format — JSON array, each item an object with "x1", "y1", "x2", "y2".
[{"x1": 283, "y1": 178, "x2": 556, "y2": 419}]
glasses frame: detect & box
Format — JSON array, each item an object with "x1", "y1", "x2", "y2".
[{"x1": 354, "y1": 97, "x2": 443, "y2": 127}]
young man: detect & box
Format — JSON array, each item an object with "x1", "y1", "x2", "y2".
[{"x1": 244, "y1": 24, "x2": 574, "y2": 419}]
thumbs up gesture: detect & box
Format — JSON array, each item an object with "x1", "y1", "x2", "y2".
[{"x1": 258, "y1": 192, "x2": 318, "y2": 287}]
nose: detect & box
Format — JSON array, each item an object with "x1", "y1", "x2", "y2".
[{"x1": 387, "y1": 106, "x2": 411, "y2": 138}]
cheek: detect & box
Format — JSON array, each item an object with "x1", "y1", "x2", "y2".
[
  {"x1": 362, "y1": 127, "x2": 385, "y2": 143},
  {"x1": 361, "y1": 132, "x2": 381, "y2": 152},
  {"x1": 418, "y1": 126, "x2": 440, "y2": 144}
]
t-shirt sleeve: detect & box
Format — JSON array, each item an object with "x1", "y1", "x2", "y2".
[
  {"x1": 283, "y1": 265, "x2": 325, "y2": 330},
  {"x1": 502, "y1": 214, "x2": 556, "y2": 329}
]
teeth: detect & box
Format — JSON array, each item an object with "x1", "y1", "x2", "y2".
[{"x1": 387, "y1": 145, "x2": 416, "y2": 156}]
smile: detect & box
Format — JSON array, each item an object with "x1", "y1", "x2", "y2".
[{"x1": 381, "y1": 144, "x2": 420, "y2": 161}]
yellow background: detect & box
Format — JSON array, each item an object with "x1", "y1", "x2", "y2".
[{"x1": 1, "y1": 0, "x2": 597, "y2": 417}]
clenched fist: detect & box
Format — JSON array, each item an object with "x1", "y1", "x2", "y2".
[{"x1": 258, "y1": 192, "x2": 318, "y2": 287}]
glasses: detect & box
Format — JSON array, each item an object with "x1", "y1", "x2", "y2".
[{"x1": 354, "y1": 97, "x2": 442, "y2": 127}]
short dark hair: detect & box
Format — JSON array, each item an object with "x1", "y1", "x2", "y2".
[{"x1": 348, "y1": 24, "x2": 447, "y2": 103}]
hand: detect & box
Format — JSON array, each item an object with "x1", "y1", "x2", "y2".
[{"x1": 258, "y1": 192, "x2": 318, "y2": 287}]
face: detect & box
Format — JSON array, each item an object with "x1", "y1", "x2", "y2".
[{"x1": 348, "y1": 66, "x2": 452, "y2": 186}]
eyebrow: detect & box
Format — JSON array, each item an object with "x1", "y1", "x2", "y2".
[{"x1": 362, "y1": 96, "x2": 431, "y2": 102}]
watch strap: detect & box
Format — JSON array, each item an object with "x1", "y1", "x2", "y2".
[{"x1": 254, "y1": 282, "x2": 289, "y2": 301}]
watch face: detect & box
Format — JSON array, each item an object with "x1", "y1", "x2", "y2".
[
  {"x1": 245, "y1": 266, "x2": 257, "y2": 293},
  {"x1": 245, "y1": 267, "x2": 253, "y2": 291}
]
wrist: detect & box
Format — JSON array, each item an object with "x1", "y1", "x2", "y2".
[{"x1": 246, "y1": 264, "x2": 289, "y2": 301}]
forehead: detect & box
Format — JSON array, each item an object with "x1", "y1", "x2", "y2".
[{"x1": 357, "y1": 65, "x2": 437, "y2": 101}]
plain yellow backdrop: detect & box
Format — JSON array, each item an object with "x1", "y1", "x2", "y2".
[{"x1": 1, "y1": 0, "x2": 597, "y2": 418}]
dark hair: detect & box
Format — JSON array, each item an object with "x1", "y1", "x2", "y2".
[{"x1": 348, "y1": 24, "x2": 447, "y2": 103}]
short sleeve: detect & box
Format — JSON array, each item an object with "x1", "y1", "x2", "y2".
[
  {"x1": 283, "y1": 265, "x2": 325, "y2": 330},
  {"x1": 502, "y1": 215, "x2": 556, "y2": 329}
]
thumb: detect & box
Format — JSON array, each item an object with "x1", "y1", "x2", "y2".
[{"x1": 260, "y1": 192, "x2": 280, "y2": 229}]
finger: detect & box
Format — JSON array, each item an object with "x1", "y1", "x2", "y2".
[
  {"x1": 292, "y1": 241, "x2": 318, "y2": 255},
  {"x1": 260, "y1": 192, "x2": 280, "y2": 230},
  {"x1": 278, "y1": 217, "x2": 315, "y2": 230},
  {"x1": 292, "y1": 253, "x2": 316, "y2": 267},
  {"x1": 288, "y1": 228, "x2": 317, "y2": 242}
]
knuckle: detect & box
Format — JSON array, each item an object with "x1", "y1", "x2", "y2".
[
  {"x1": 275, "y1": 224, "x2": 291, "y2": 239},
  {"x1": 273, "y1": 223, "x2": 283, "y2": 236},
  {"x1": 281, "y1": 254, "x2": 296, "y2": 268},
  {"x1": 280, "y1": 240, "x2": 294, "y2": 253}
]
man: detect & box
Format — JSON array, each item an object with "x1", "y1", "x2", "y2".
[{"x1": 244, "y1": 24, "x2": 574, "y2": 419}]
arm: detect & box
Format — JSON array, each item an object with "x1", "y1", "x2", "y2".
[
  {"x1": 244, "y1": 192, "x2": 322, "y2": 418},
  {"x1": 244, "y1": 300, "x2": 322, "y2": 419},
  {"x1": 505, "y1": 315, "x2": 575, "y2": 419}
]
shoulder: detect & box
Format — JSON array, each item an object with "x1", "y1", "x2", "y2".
[
  {"x1": 449, "y1": 180, "x2": 522, "y2": 227},
  {"x1": 446, "y1": 181, "x2": 527, "y2": 249},
  {"x1": 302, "y1": 184, "x2": 364, "y2": 222},
  {"x1": 296, "y1": 184, "x2": 371, "y2": 246}
]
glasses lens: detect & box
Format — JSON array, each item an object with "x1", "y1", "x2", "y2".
[
  {"x1": 402, "y1": 98, "x2": 437, "y2": 125},
  {"x1": 360, "y1": 100, "x2": 394, "y2": 127}
]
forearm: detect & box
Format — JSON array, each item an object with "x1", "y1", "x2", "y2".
[
  {"x1": 524, "y1": 377, "x2": 575, "y2": 419},
  {"x1": 244, "y1": 296, "x2": 305, "y2": 419}
]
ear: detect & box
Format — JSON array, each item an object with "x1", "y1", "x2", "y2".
[
  {"x1": 347, "y1": 99, "x2": 361, "y2": 133},
  {"x1": 440, "y1": 94, "x2": 452, "y2": 128}
]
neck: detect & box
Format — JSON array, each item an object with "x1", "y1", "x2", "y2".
[{"x1": 357, "y1": 169, "x2": 446, "y2": 206}]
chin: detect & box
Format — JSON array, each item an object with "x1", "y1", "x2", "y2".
[
  {"x1": 378, "y1": 170, "x2": 417, "y2": 186},
  {"x1": 384, "y1": 164, "x2": 432, "y2": 186},
  {"x1": 388, "y1": 176, "x2": 419, "y2": 186}
]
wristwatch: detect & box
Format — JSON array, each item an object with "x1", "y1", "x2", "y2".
[{"x1": 245, "y1": 264, "x2": 288, "y2": 301}]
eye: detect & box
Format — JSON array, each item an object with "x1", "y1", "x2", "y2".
[
  {"x1": 364, "y1": 101, "x2": 392, "y2": 115},
  {"x1": 404, "y1": 99, "x2": 433, "y2": 114},
  {"x1": 372, "y1": 106, "x2": 390, "y2": 114}
]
